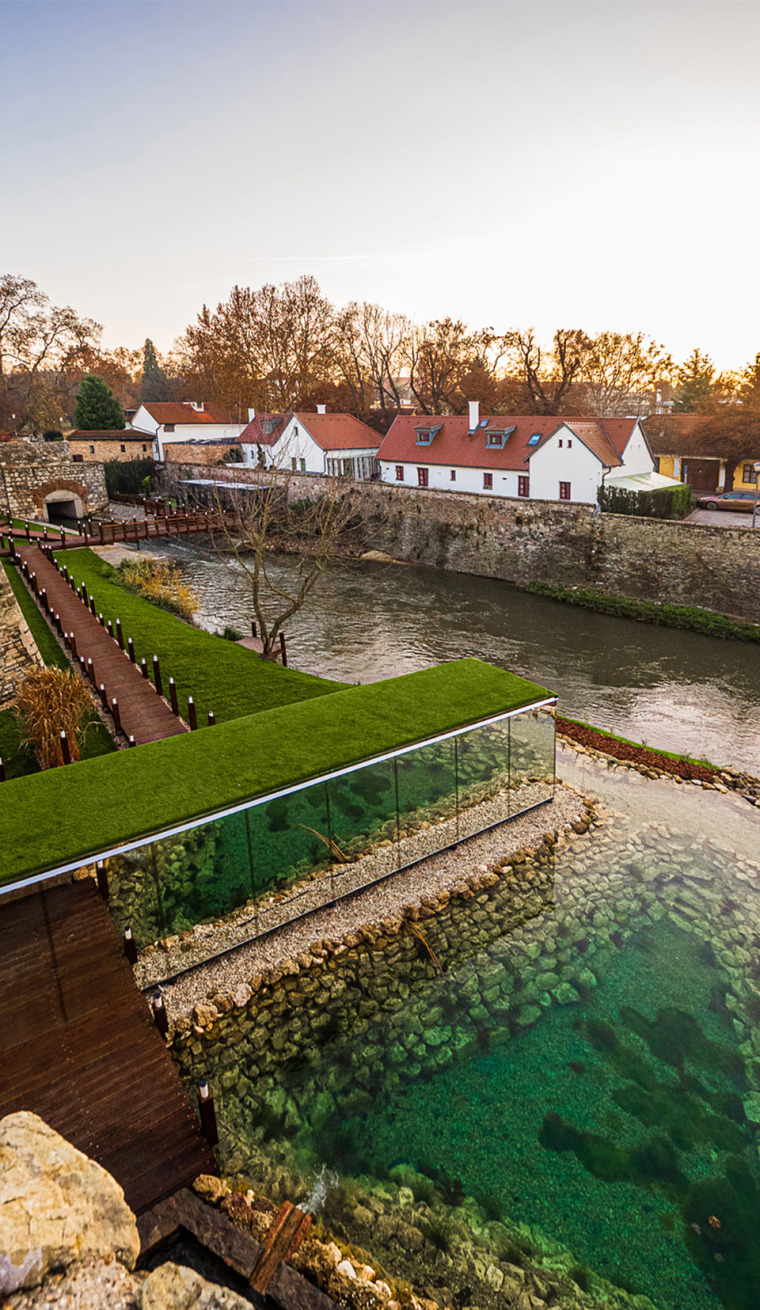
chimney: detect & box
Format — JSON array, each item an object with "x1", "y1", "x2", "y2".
[
  {"x1": 468, "y1": 400, "x2": 480, "y2": 431},
  {"x1": 248, "y1": 408, "x2": 256, "y2": 422},
  {"x1": 316, "y1": 404, "x2": 327, "y2": 415}
]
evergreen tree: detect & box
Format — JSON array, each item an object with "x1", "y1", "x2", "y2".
[
  {"x1": 74, "y1": 375, "x2": 125, "y2": 430},
  {"x1": 140, "y1": 337, "x2": 169, "y2": 402},
  {"x1": 675, "y1": 348, "x2": 715, "y2": 412}
]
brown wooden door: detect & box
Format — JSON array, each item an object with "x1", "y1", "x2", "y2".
[{"x1": 682, "y1": 458, "x2": 720, "y2": 492}]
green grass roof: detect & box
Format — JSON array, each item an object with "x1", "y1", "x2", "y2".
[
  {"x1": 0, "y1": 659, "x2": 551, "y2": 885},
  {"x1": 50, "y1": 548, "x2": 344, "y2": 721}
]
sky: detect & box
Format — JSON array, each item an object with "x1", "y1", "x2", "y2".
[{"x1": 1, "y1": 0, "x2": 758, "y2": 369}]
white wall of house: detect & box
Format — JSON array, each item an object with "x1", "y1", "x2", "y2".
[
  {"x1": 266, "y1": 419, "x2": 326, "y2": 473},
  {"x1": 129, "y1": 405, "x2": 246, "y2": 459},
  {"x1": 617, "y1": 421, "x2": 655, "y2": 477},
  {"x1": 379, "y1": 461, "x2": 531, "y2": 498},
  {"x1": 527, "y1": 426, "x2": 605, "y2": 504}
]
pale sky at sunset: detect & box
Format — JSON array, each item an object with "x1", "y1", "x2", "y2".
[{"x1": 2, "y1": 0, "x2": 758, "y2": 369}]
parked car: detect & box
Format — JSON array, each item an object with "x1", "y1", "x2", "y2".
[{"x1": 696, "y1": 490, "x2": 757, "y2": 512}]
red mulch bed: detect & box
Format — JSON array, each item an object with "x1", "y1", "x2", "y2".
[{"x1": 556, "y1": 717, "x2": 718, "y2": 782}]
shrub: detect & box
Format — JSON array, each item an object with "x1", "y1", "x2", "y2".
[
  {"x1": 15, "y1": 668, "x2": 92, "y2": 769},
  {"x1": 116, "y1": 557, "x2": 198, "y2": 619},
  {"x1": 221, "y1": 626, "x2": 244, "y2": 641},
  {"x1": 104, "y1": 458, "x2": 156, "y2": 497},
  {"x1": 597, "y1": 482, "x2": 694, "y2": 519}
]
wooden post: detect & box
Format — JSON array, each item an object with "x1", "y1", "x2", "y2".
[
  {"x1": 251, "y1": 619, "x2": 257, "y2": 638},
  {"x1": 96, "y1": 860, "x2": 109, "y2": 900},
  {"x1": 107, "y1": 620, "x2": 114, "y2": 640},
  {"x1": 0, "y1": 758, "x2": 5, "y2": 783},
  {"x1": 40, "y1": 588, "x2": 48, "y2": 613},
  {"x1": 279, "y1": 632, "x2": 287, "y2": 665},
  {"x1": 198, "y1": 1080, "x2": 218, "y2": 1146},
  {"x1": 207, "y1": 710, "x2": 215, "y2": 727},
  {"x1": 99, "y1": 683, "x2": 108, "y2": 709},
  {"x1": 152, "y1": 992, "x2": 169, "y2": 1036},
  {"x1": 152, "y1": 655, "x2": 162, "y2": 696},
  {"x1": 169, "y1": 677, "x2": 179, "y2": 715},
  {"x1": 116, "y1": 619, "x2": 124, "y2": 649},
  {"x1": 60, "y1": 528, "x2": 65, "y2": 549},
  {"x1": 249, "y1": 1202, "x2": 312, "y2": 1295},
  {"x1": 127, "y1": 637, "x2": 136, "y2": 664},
  {"x1": 140, "y1": 657, "x2": 149, "y2": 679},
  {"x1": 98, "y1": 613, "x2": 105, "y2": 626},
  {"x1": 86, "y1": 658, "x2": 96, "y2": 686},
  {"x1": 25, "y1": 521, "x2": 30, "y2": 540},
  {"x1": 111, "y1": 697, "x2": 121, "y2": 732},
  {"x1": 123, "y1": 926, "x2": 138, "y2": 964},
  {"x1": 89, "y1": 595, "x2": 96, "y2": 616},
  {"x1": 128, "y1": 734, "x2": 136, "y2": 747},
  {"x1": 60, "y1": 731, "x2": 71, "y2": 765},
  {"x1": 188, "y1": 696, "x2": 197, "y2": 730},
  {"x1": 69, "y1": 633, "x2": 78, "y2": 659}
]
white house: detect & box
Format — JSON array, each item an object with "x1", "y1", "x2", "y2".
[
  {"x1": 239, "y1": 408, "x2": 380, "y2": 480},
  {"x1": 129, "y1": 402, "x2": 248, "y2": 459},
  {"x1": 377, "y1": 402, "x2": 675, "y2": 503}
]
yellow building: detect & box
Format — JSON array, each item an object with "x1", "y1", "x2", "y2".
[{"x1": 643, "y1": 415, "x2": 759, "y2": 493}]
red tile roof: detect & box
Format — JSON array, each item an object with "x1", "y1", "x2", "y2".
[
  {"x1": 292, "y1": 413, "x2": 380, "y2": 451},
  {"x1": 378, "y1": 415, "x2": 637, "y2": 470},
  {"x1": 139, "y1": 402, "x2": 239, "y2": 426},
  {"x1": 642, "y1": 414, "x2": 719, "y2": 457},
  {"x1": 237, "y1": 413, "x2": 288, "y2": 446}
]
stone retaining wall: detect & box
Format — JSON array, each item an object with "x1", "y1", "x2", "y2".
[
  {"x1": 156, "y1": 464, "x2": 760, "y2": 622},
  {"x1": 0, "y1": 442, "x2": 108, "y2": 520},
  {"x1": 0, "y1": 566, "x2": 43, "y2": 707}
]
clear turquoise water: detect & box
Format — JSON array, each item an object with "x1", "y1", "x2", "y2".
[
  {"x1": 308, "y1": 919, "x2": 752, "y2": 1309},
  {"x1": 217, "y1": 805, "x2": 760, "y2": 1310}
]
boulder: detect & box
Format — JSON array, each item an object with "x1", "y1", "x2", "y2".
[
  {"x1": 140, "y1": 1262, "x2": 253, "y2": 1308},
  {"x1": 0, "y1": 1112, "x2": 139, "y2": 1295}
]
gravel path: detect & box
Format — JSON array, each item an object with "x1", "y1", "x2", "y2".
[{"x1": 156, "y1": 782, "x2": 587, "y2": 1021}]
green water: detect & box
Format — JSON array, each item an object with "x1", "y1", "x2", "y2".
[{"x1": 308, "y1": 919, "x2": 754, "y2": 1309}]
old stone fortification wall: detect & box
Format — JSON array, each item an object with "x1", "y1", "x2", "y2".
[
  {"x1": 157, "y1": 464, "x2": 760, "y2": 622},
  {"x1": 0, "y1": 566, "x2": 43, "y2": 707},
  {"x1": 0, "y1": 441, "x2": 108, "y2": 520}
]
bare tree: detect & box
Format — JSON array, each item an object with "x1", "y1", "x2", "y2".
[
  {"x1": 208, "y1": 473, "x2": 360, "y2": 658},
  {"x1": 578, "y1": 331, "x2": 672, "y2": 416},
  {"x1": 508, "y1": 328, "x2": 591, "y2": 415}
]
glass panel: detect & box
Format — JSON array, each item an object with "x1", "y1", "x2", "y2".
[
  {"x1": 107, "y1": 846, "x2": 164, "y2": 952},
  {"x1": 395, "y1": 738, "x2": 457, "y2": 865},
  {"x1": 327, "y1": 760, "x2": 397, "y2": 870},
  {"x1": 509, "y1": 707, "x2": 555, "y2": 811},
  {"x1": 153, "y1": 809, "x2": 253, "y2": 935},
  {"x1": 456, "y1": 718, "x2": 512, "y2": 841},
  {"x1": 246, "y1": 780, "x2": 331, "y2": 898}
]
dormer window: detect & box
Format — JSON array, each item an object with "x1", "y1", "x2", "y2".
[
  {"x1": 415, "y1": 424, "x2": 441, "y2": 446},
  {"x1": 484, "y1": 424, "x2": 515, "y2": 449}
]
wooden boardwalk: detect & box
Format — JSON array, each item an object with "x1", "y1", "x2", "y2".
[
  {"x1": 14, "y1": 544, "x2": 187, "y2": 745},
  {"x1": 0, "y1": 879, "x2": 216, "y2": 1213},
  {"x1": 0, "y1": 508, "x2": 227, "y2": 558}
]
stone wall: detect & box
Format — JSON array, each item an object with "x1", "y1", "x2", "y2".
[
  {"x1": 156, "y1": 465, "x2": 760, "y2": 622},
  {"x1": 0, "y1": 442, "x2": 108, "y2": 520},
  {"x1": 163, "y1": 443, "x2": 243, "y2": 467},
  {"x1": 0, "y1": 566, "x2": 43, "y2": 707}
]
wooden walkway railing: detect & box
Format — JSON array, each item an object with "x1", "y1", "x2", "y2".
[
  {"x1": 0, "y1": 879, "x2": 217, "y2": 1213},
  {"x1": 0, "y1": 508, "x2": 228, "y2": 557},
  {"x1": 14, "y1": 543, "x2": 188, "y2": 745}
]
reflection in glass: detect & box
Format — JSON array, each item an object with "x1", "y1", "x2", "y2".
[
  {"x1": 395, "y1": 739, "x2": 457, "y2": 864},
  {"x1": 509, "y1": 708, "x2": 555, "y2": 811},
  {"x1": 455, "y1": 719, "x2": 512, "y2": 840}
]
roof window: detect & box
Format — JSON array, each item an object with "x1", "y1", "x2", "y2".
[{"x1": 527, "y1": 432, "x2": 542, "y2": 446}]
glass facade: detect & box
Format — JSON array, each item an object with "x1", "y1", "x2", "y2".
[{"x1": 106, "y1": 704, "x2": 555, "y2": 951}]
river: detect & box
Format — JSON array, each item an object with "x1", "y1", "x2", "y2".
[{"x1": 148, "y1": 540, "x2": 760, "y2": 774}]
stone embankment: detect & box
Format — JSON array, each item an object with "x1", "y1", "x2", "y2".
[
  {"x1": 158, "y1": 464, "x2": 760, "y2": 623},
  {"x1": 0, "y1": 566, "x2": 42, "y2": 707}
]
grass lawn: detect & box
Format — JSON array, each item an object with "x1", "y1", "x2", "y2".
[
  {"x1": 0, "y1": 659, "x2": 552, "y2": 884},
  {"x1": 53, "y1": 548, "x2": 345, "y2": 723},
  {"x1": 0, "y1": 709, "x2": 37, "y2": 779},
  {"x1": 2, "y1": 561, "x2": 116, "y2": 767}
]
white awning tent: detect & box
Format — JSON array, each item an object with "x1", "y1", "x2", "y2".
[{"x1": 604, "y1": 471, "x2": 684, "y2": 492}]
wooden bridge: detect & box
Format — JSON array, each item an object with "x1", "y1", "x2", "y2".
[
  {"x1": 0, "y1": 878, "x2": 216, "y2": 1213},
  {"x1": 0, "y1": 507, "x2": 227, "y2": 557}
]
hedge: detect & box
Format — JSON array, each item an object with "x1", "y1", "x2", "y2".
[{"x1": 597, "y1": 482, "x2": 694, "y2": 519}]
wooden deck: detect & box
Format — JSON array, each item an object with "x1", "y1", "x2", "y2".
[
  {"x1": 0, "y1": 508, "x2": 226, "y2": 557},
  {"x1": 0, "y1": 879, "x2": 216, "y2": 1213},
  {"x1": 13, "y1": 544, "x2": 187, "y2": 744}
]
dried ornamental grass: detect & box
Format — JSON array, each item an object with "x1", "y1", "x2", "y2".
[
  {"x1": 15, "y1": 667, "x2": 92, "y2": 769},
  {"x1": 117, "y1": 557, "x2": 198, "y2": 619}
]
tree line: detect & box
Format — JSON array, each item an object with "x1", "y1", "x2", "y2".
[{"x1": 2, "y1": 271, "x2": 760, "y2": 441}]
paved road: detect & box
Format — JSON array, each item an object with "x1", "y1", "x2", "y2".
[{"x1": 687, "y1": 508, "x2": 759, "y2": 528}]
